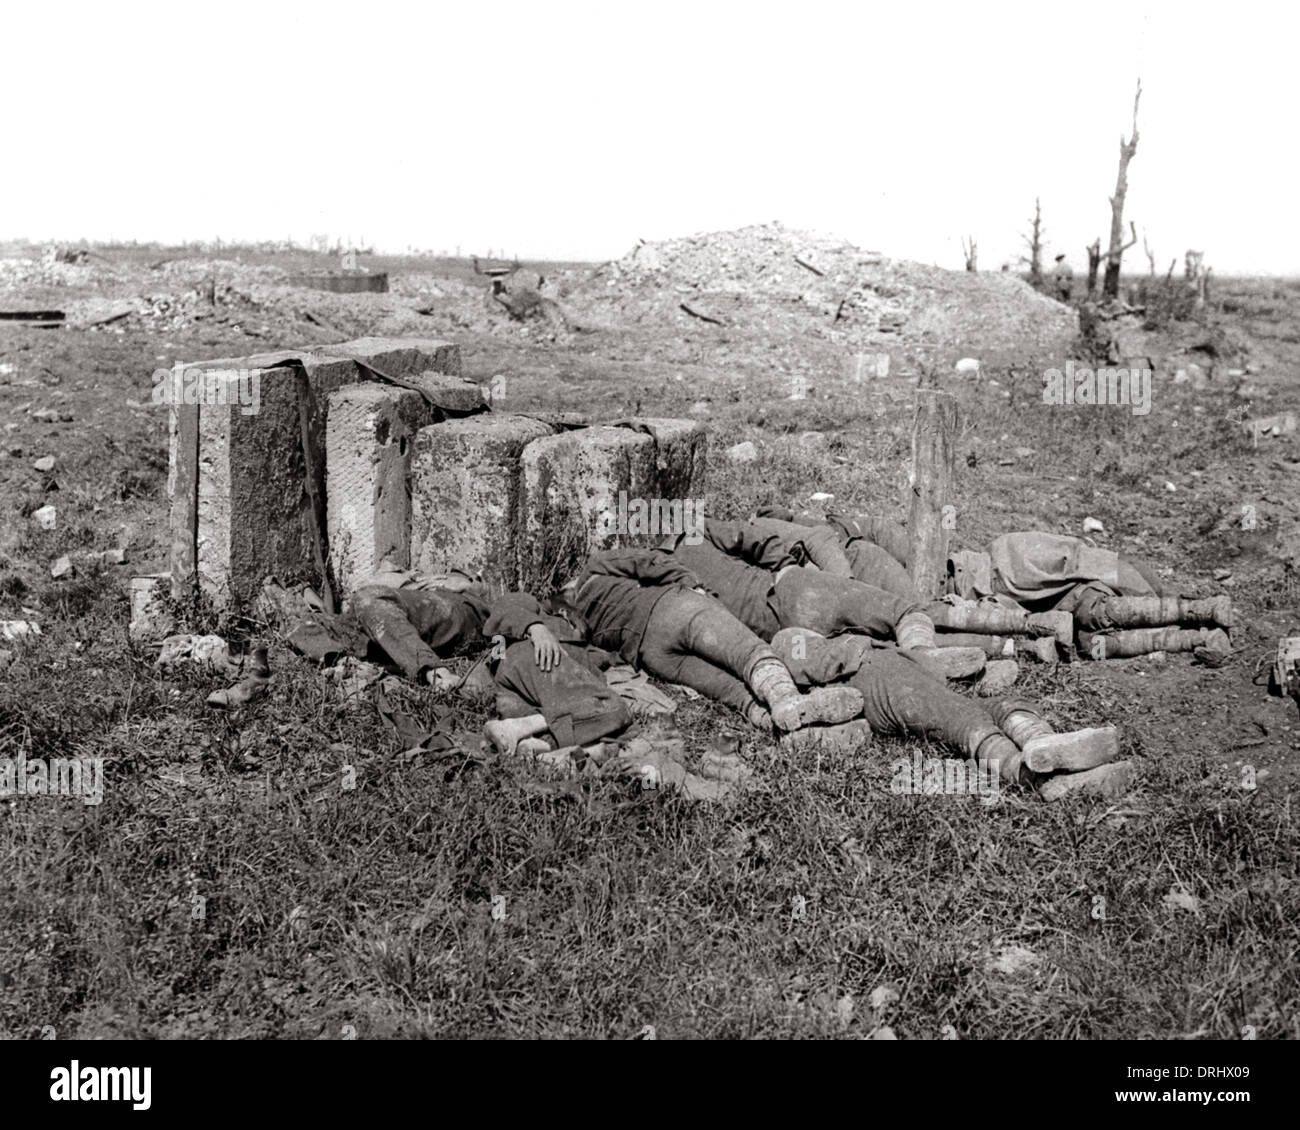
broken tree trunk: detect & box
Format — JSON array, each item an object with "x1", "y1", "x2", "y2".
[
  {"x1": 1102, "y1": 80, "x2": 1142, "y2": 300},
  {"x1": 1023, "y1": 199, "x2": 1045, "y2": 288},
  {"x1": 1085, "y1": 239, "x2": 1103, "y2": 298},
  {"x1": 907, "y1": 389, "x2": 959, "y2": 600}
]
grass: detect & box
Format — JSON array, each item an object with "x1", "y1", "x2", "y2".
[{"x1": 1, "y1": 255, "x2": 1298, "y2": 1040}]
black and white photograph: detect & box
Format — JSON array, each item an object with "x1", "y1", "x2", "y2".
[{"x1": 1, "y1": 0, "x2": 1294, "y2": 1100}]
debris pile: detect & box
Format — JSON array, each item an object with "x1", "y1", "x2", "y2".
[{"x1": 569, "y1": 222, "x2": 1078, "y2": 354}]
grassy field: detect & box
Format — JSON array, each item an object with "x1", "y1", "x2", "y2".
[{"x1": 1, "y1": 249, "x2": 1297, "y2": 1039}]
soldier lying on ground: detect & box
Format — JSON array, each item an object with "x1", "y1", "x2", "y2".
[
  {"x1": 769, "y1": 626, "x2": 1131, "y2": 798},
  {"x1": 659, "y1": 519, "x2": 986, "y2": 678},
  {"x1": 348, "y1": 553, "x2": 861, "y2": 748},
  {"x1": 762, "y1": 507, "x2": 1232, "y2": 654}
]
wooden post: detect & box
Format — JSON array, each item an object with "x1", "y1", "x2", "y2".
[
  {"x1": 168, "y1": 393, "x2": 200, "y2": 599},
  {"x1": 907, "y1": 389, "x2": 959, "y2": 599}
]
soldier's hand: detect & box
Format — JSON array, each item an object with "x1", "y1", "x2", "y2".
[{"x1": 528, "y1": 624, "x2": 563, "y2": 672}]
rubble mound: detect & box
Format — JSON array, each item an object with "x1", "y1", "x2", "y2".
[{"x1": 568, "y1": 222, "x2": 1077, "y2": 354}]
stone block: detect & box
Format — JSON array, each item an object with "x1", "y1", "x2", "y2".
[
  {"x1": 410, "y1": 413, "x2": 554, "y2": 591},
  {"x1": 169, "y1": 337, "x2": 462, "y2": 609},
  {"x1": 519, "y1": 426, "x2": 659, "y2": 593},
  {"x1": 629, "y1": 416, "x2": 710, "y2": 501},
  {"x1": 326, "y1": 383, "x2": 439, "y2": 594}
]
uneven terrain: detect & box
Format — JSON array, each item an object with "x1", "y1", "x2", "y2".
[{"x1": 1, "y1": 228, "x2": 1297, "y2": 1039}]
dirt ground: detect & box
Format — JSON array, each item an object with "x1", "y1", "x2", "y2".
[{"x1": 1, "y1": 232, "x2": 1297, "y2": 1039}]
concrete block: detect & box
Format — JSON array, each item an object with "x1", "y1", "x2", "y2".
[
  {"x1": 169, "y1": 338, "x2": 463, "y2": 609},
  {"x1": 326, "y1": 383, "x2": 439, "y2": 594},
  {"x1": 629, "y1": 417, "x2": 710, "y2": 501},
  {"x1": 410, "y1": 413, "x2": 554, "y2": 591},
  {"x1": 317, "y1": 336, "x2": 462, "y2": 379},
  {"x1": 519, "y1": 426, "x2": 659, "y2": 593}
]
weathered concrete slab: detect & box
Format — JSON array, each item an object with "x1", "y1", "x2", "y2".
[
  {"x1": 170, "y1": 337, "x2": 463, "y2": 609},
  {"x1": 519, "y1": 426, "x2": 659, "y2": 593},
  {"x1": 317, "y1": 336, "x2": 462, "y2": 379},
  {"x1": 327, "y1": 383, "x2": 439, "y2": 594},
  {"x1": 629, "y1": 417, "x2": 710, "y2": 500},
  {"x1": 410, "y1": 413, "x2": 554, "y2": 591}
]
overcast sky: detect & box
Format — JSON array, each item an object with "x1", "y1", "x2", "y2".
[{"x1": 7, "y1": 1, "x2": 1296, "y2": 273}]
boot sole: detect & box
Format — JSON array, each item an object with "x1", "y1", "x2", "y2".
[
  {"x1": 1038, "y1": 759, "x2": 1135, "y2": 801},
  {"x1": 920, "y1": 646, "x2": 987, "y2": 679},
  {"x1": 797, "y1": 686, "x2": 864, "y2": 726},
  {"x1": 1023, "y1": 726, "x2": 1120, "y2": 773}
]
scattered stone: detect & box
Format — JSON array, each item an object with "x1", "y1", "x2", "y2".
[
  {"x1": 1162, "y1": 887, "x2": 1201, "y2": 915},
  {"x1": 869, "y1": 984, "x2": 900, "y2": 1011},
  {"x1": 727, "y1": 441, "x2": 758, "y2": 463},
  {"x1": 0, "y1": 620, "x2": 42, "y2": 643},
  {"x1": 1082, "y1": 516, "x2": 1105, "y2": 535},
  {"x1": 1165, "y1": 481, "x2": 1177, "y2": 492},
  {"x1": 50, "y1": 555, "x2": 73, "y2": 579},
  {"x1": 954, "y1": 357, "x2": 980, "y2": 374},
  {"x1": 32, "y1": 504, "x2": 56, "y2": 530},
  {"x1": 809, "y1": 491, "x2": 835, "y2": 504},
  {"x1": 987, "y1": 944, "x2": 1040, "y2": 978},
  {"x1": 129, "y1": 575, "x2": 175, "y2": 642},
  {"x1": 33, "y1": 455, "x2": 56, "y2": 472},
  {"x1": 976, "y1": 659, "x2": 1019, "y2": 695},
  {"x1": 1213, "y1": 568, "x2": 1232, "y2": 582},
  {"x1": 30, "y1": 408, "x2": 60, "y2": 423}
]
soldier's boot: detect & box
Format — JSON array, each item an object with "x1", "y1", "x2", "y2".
[{"x1": 1102, "y1": 595, "x2": 1233, "y2": 629}]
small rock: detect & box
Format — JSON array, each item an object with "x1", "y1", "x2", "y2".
[
  {"x1": 0, "y1": 621, "x2": 42, "y2": 643},
  {"x1": 1213, "y1": 568, "x2": 1232, "y2": 581},
  {"x1": 30, "y1": 408, "x2": 60, "y2": 423},
  {"x1": 33, "y1": 456, "x2": 56, "y2": 472},
  {"x1": 50, "y1": 555, "x2": 73, "y2": 579},
  {"x1": 866, "y1": 1026, "x2": 898, "y2": 1041},
  {"x1": 809, "y1": 491, "x2": 835, "y2": 504},
  {"x1": 1162, "y1": 887, "x2": 1201, "y2": 915},
  {"x1": 976, "y1": 659, "x2": 1019, "y2": 695},
  {"x1": 727, "y1": 441, "x2": 758, "y2": 464},
  {"x1": 869, "y1": 984, "x2": 900, "y2": 1011},
  {"x1": 32, "y1": 505, "x2": 56, "y2": 530},
  {"x1": 1165, "y1": 481, "x2": 1177, "y2": 492},
  {"x1": 1082, "y1": 516, "x2": 1105, "y2": 535},
  {"x1": 954, "y1": 357, "x2": 980, "y2": 374}
]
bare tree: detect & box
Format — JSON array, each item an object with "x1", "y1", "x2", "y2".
[
  {"x1": 1020, "y1": 198, "x2": 1045, "y2": 288},
  {"x1": 961, "y1": 235, "x2": 978, "y2": 272},
  {"x1": 1142, "y1": 230, "x2": 1157, "y2": 276},
  {"x1": 1102, "y1": 80, "x2": 1142, "y2": 299},
  {"x1": 1085, "y1": 238, "x2": 1103, "y2": 298}
]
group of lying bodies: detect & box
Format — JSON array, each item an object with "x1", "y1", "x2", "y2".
[{"x1": 347, "y1": 509, "x2": 1233, "y2": 800}]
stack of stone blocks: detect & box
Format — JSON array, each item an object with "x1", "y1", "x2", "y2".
[{"x1": 163, "y1": 335, "x2": 708, "y2": 614}]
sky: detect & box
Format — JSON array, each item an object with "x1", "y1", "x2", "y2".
[{"x1": 5, "y1": 0, "x2": 1297, "y2": 274}]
